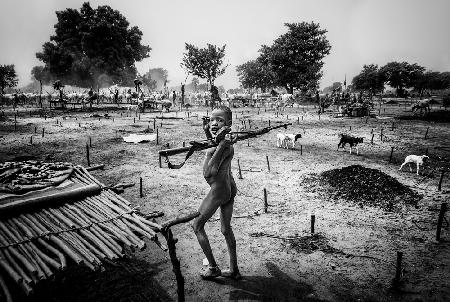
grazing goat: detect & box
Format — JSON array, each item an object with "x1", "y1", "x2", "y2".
[
  {"x1": 399, "y1": 155, "x2": 429, "y2": 175},
  {"x1": 277, "y1": 133, "x2": 302, "y2": 149},
  {"x1": 337, "y1": 134, "x2": 364, "y2": 155}
]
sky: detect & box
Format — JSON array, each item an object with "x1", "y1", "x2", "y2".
[{"x1": 1, "y1": 0, "x2": 450, "y2": 90}]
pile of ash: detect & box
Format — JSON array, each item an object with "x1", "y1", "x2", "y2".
[
  {"x1": 285, "y1": 233, "x2": 342, "y2": 255},
  {"x1": 303, "y1": 165, "x2": 422, "y2": 211}
]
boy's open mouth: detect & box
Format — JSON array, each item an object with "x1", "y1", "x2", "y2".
[{"x1": 210, "y1": 127, "x2": 218, "y2": 134}]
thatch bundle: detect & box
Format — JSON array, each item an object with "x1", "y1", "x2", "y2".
[{"x1": 0, "y1": 165, "x2": 163, "y2": 298}]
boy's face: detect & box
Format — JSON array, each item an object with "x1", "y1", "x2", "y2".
[{"x1": 209, "y1": 109, "x2": 231, "y2": 136}]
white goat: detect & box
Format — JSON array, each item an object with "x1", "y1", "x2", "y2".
[
  {"x1": 399, "y1": 155, "x2": 429, "y2": 175},
  {"x1": 276, "y1": 133, "x2": 302, "y2": 149}
]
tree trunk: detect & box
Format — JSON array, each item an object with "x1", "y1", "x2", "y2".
[{"x1": 39, "y1": 80, "x2": 43, "y2": 108}]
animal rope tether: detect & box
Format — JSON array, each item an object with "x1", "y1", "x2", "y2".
[{"x1": 159, "y1": 122, "x2": 292, "y2": 169}]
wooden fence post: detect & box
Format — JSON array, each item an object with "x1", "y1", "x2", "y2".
[{"x1": 436, "y1": 203, "x2": 448, "y2": 241}]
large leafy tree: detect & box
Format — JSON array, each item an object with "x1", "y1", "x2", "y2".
[
  {"x1": 379, "y1": 62, "x2": 425, "y2": 97},
  {"x1": 259, "y1": 22, "x2": 331, "y2": 94},
  {"x1": 351, "y1": 64, "x2": 385, "y2": 98},
  {"x1": 181, "y1": 43, "x2": 227, "y2": 87},
  {"x1": 0, "y1": 64, "x2": 18, "y2": 95},
  {"x1": 236, "y1": 58, "x2": 275, "y2": 91},
  {"x1": 412, "y1": 71, "x2": 450, "y2": 95},
  {"x1": 35, "y1": 2, "x2": 150, "y2": 88}
]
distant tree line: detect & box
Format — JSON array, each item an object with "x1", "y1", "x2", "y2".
[{"x1": 351, "y1": 62, "x2": 450, "y2": 98}]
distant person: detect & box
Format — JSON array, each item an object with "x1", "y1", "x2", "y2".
[
  {"x1": 181, "y1": 83, "x2": 185, "y2": 106},
  {"x1": 172, "y1": 91, "x2": 177, "y2": 104}
]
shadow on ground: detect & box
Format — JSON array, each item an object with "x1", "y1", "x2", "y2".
[
  {"x1": 211, "y1": 262, "x2": 332, "y2": 302},
  {"x1": 12, "y1": 257, "x2": 172, "y2": 302}
]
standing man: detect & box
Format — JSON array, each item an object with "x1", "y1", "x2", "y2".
[
  {"x1": 172, "y1": 90, "x2": 177, "y2": 105},
  {"x1": 181, "y1": 82, "x2": 185, "y2": 107}
]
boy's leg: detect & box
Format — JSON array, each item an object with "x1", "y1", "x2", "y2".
[
  {"x1": 220, "y1": 199, "x2": 239, "y2": 274},
  {"x1": 193, "y1": 193, "x2": 221, "y2": 269}
]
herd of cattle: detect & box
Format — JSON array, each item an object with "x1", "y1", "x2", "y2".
[{"x1": 0, "y1": 87, "x2": 297, "y2": 110}]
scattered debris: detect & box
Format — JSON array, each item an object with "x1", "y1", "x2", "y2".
[{"x1": 123, "y1": 133, "x2": 157, "y2": 144}]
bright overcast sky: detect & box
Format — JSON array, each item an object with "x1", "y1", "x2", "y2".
[{"x1": 1, "y1": 0, "x2": 449, "y2": 90}]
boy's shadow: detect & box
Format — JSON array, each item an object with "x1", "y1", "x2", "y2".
[{"x1": 212, "y1": 262, "x2": 330, "y2": 302}]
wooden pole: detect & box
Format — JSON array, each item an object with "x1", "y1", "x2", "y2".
[
  {"x1": 159, "y1": 155, "x2": 162, "y2": 168},
  {"x1": 300, "y1": 144, "x2": 303, "y2": 155},
  {"x1": 89, "y1": 136, "x2": 92, "y2": 147},
  {"x1": 263, "y1": 188, "x2": 268, "y2": 213},
  {"x1": 42, "y1": 128, "x2": 44, "y2": 138},
  {"x1": 393, "y1": 251, "x2": 403, "y2": 285},
  {"x1": 266, "y1": 155, "x2": 270, "y2": 172},
  {"x1": 140, "y1": 177, "x2": 143, "y2": 198},
  {"x1": 86, "y1": 144, "x2": 90, "y2": 167},
  {"x1": 380, "y1": 128, "x2": 384, "y2": 142},
  {"x1": 161, "y1": 229, "x2": 185, "y2": 302},
  {"x1": 371, "y1": 133, "x2": 374, "y2": 144},
  {"x1": 389, "y1": 147, "x2": 394, "y2": 163},
  {"x1": 237, "y1": 159, "x2": 243, "y2": 179},
  {"x1": 154, "y1": 118, "x2": 156, "y2": 129},
  {"x1": 156, "y1": 128, "x2": 159, "y2": 145},
  {"x1": 438, "y1": 169, "x2": 445, "y2": 191},
  {"x1": 311, "y1": 215, "x2": 315, "y2": 234},
  {"x1": 436, "y1": 203, "x2": 447, "y2": 241},
  {"x1": 424, "y1": 127, "x2": 429, "y2": 139}
]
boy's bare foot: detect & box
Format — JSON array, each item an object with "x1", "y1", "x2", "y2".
[
  {"x1": 200, "y1": 266, "x2": 221, "y2": 280},
  {"x1": 221, "y1": 269, "x2": 242, "y2": 280}
]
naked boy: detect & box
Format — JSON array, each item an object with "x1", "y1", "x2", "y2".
[{"x1": 193, "y1": 106, "x2": 241, "y2": 280}]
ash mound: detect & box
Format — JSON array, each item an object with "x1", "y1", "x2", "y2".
[{"x1": 305, "y1": 165, "x2": 422, "y2": 211}]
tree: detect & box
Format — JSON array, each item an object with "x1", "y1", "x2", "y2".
[
  {"x1": 236, "y1": 58, "x2": 275, "y2": 91},
  {"x1": 258, "y1": 22, "x2": 331, "y2": 94},
  {"x1": 191, "y1": 77, "x2": 199, "y2": 92},
  {"x1": 31, "y1": 66, "x2": 51, "y2": 107},
  {"x1": 351, "y1": 64, "x2": 385, "y2": 98},
  {"x1": 379, "y1": 62, "x2": 425, "y2": 97},
  {"x1": 181, "y1": 43, "x2": 227, "y2": 87},
  {"x1": 35, "y1": 2, "x2": 150, "y2": 88},
  {"x1": 143, "y1": 68, "x2": 168, "y2": 90},
  {"x1": 141, "y1": 74, "x2": 157, "y2": 91},
  {"x1": 323, "y1": 82, "x2": 343, "y2": 94},
  {"x1": 0, "y1": 64, "x2": 18, "y2": 95}
]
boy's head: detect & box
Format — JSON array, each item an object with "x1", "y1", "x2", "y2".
[{"x1": 209, "y1": 106, "x2": 232, "y2": 135}]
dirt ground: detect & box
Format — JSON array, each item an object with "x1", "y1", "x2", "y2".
[{"x1": 1, "y1": 100, "x2": 449, "y2": 302}]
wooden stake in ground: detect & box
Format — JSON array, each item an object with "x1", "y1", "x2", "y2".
[
  {"x1": 140, "y1": 177, "x2": 143, "y2": 198},
  {"x1": 371, "y1": 133, "x2": 375, "y2": 144},
  {"x1": 237, "y1": 159, "x2": 243, "y2": 179},
  {"x1": 266, "y1": 155, "x2": 270, "y2": 172},
  {"x1": 436, "y1": 203, "x2": 448, "y2": 241},
  {"x1": 389, "y1": 147, "x2": 394, "y2": 163},
  {"x1": 424, "y1": 127, "x2": 429, "y2": 139},
  {"x1": 438, "y1": 169, "x2": 446, "y2": 191},
  {"x1": 263, "y1": 188, "x2": 268, "y2": 213},
  {"x1": 156, "y1": 128, "x2": 159, "y2": 145},
  {"x1": 42, "y1": 128, "x2": 45, "y2": 138},
  {"x1": 86, "y1": 144, "x2": 90, "y2": 166},
  {"x1": 393, "y1": 251, "x2": 403, "y2": 286},
  {"x1": 311, "y1": 214, "x2": 315, "y2": 234}
]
